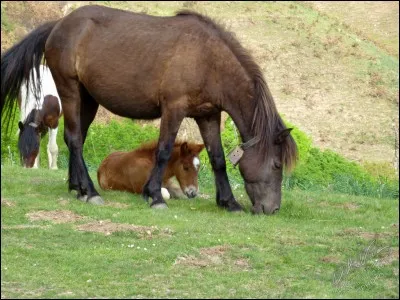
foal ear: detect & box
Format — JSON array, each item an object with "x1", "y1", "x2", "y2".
[
  {"x1": 18, "y1": 121, "x2": 24, "y2": 132},
  {"x1": 193, "y1": 144, "x2": 205, "y2": 154},
  {"x1": 275, "y1": 128, "x2": 293, "y2": 144},
  {"x1": 180, "y1": 142, "x2": 190, "y2": 156}
]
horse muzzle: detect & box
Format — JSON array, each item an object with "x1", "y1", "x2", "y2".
[{"x1": 184, "y1": 186, "x2": 197, "y2": 198}]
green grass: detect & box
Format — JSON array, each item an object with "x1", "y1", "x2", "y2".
[{"x1": 1, "y1": 165, "x2": 398, "y2": 298}]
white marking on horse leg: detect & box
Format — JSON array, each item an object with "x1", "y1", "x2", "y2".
[
  {"x1": 161, "y1": 187, "x2": 170, "y2": 200},
  {"x1": 33, "y1": 154, "x2": 39, "y2": 169},
  {"x1": 47, "y1": 127, "x2": 59, "y2": 170},
  {"x1": 193, "y1": 156, "x2": 200, "y2": 171}
]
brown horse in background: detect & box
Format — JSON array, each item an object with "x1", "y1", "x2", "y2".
[
  {"x1": 1, "y1": 5, "x2": 297, "y2": 214},
  {"x1": 97, "y1": 141, "x2": 204, "y2": 200}
]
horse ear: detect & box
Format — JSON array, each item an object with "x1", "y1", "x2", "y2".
[
  {"x1": 180, "y1": 142, "x2": 190, "y2": 156},
  {"x1": 275, "y1": 128, "x2": 293, "y2": 144},
  {"x1": 18, "y1": 121, "x2": 24, "y2": 132},
  {"x1": 194, "y1": 144, "x2": 205, "y2": 154}
]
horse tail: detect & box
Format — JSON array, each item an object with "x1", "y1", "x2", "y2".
[{"x1": 1, "y1": 20, "x2": 59, "y2": 135}]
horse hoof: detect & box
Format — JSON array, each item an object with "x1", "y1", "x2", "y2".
[
  {"x1": 87, "y1": 196, "x2": 105, "y2": 205},
  {"x1": 78, "y1": 195, "x2": 88, "y2": 202},
  {"x1": 151, "y1": 203, "x2": 168, "y2": 210}
]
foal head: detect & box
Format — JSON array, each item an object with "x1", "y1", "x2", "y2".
[
  {"x1": 17, "y1": 109, "x2": 41, "y2": 168},
  {"x1": 173, "y1": 142, "x2": 205, "y2": 198}
]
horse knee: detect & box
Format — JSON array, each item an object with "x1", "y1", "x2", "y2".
[
  {"x1": 155, "y1": 147, "x2": 172, "y2": 165},
  {"x1": 47, "y1": 143, "x2": 58, "y2": 155},
  {"x1": 64, "y1": 131, "x2": 82, "y2": 149},
  {"x1": 211, "y1": 154, "x2": 226, "y2": 171}
]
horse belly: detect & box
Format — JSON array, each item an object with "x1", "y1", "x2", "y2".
[{"x1": 94, "y1": 94, "x2": 161, "y2": 120}]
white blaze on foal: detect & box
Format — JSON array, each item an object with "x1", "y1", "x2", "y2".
[
  {"x1": 193, "y1": 157, "x2": 200, "y2": 171},
  {"x1": 183, "y1": 156, "x2": 201, "y2": 197}
]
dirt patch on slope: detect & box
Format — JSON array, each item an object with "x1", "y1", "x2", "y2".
[
  {"x1": 318, "y1": 201, "x2": 360, "y2": 210},
  {"x1": 376, "y1": 247, "x2": 399, "y2": 266},
  {"x1": 104, "y1": 201, "x2": 131, "y2": 209},
  {"x1": 1, "y1": 199, "x2": 15, "y2": 207},
  {"x1": 75, "y1": 220, "x2": 173, "y2": 238},
  {"x1": 26, "y1": 210, "x2": 85, "y2": 224},
  {"x1": 174, "y1": 245, "x2": 250, "y2": 270},
  {"x1": 338, "y1": 228, "x2": 395, "y2": 240}
]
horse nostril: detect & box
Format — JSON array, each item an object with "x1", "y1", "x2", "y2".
[{"x1": 272, "y1": 208, "x2": 280, "y2": 214}]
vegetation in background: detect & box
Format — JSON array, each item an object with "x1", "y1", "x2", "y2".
[{"x1": 2, "y1": 108, "x2": 398, "y2": 199}]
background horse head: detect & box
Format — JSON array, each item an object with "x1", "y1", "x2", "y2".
[
  {"x1": 16, "y1": 66, "x2": 62, "y2": 169},
  {"x1": 1, "y1": 5, "x2": 297, "y2": 212},
  {"x1": 97, "y1": 140, "x2": 205, "y2": 200}
]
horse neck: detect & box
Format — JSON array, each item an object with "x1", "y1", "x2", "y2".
[{"x1": 223, "y1": 84, "x2": 256, "y2": 143}]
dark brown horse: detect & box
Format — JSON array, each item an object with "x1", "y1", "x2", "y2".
[
  {"x1": 1, "y1": 5, "x2": 297, "y2": 214},
  {"x1": 97, "y1": 140, "x2": 205, "y2": 200}
]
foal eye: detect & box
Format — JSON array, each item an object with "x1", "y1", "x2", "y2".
[{"x1": 273, "y1": 162, "x2": 282, "y2": 169}]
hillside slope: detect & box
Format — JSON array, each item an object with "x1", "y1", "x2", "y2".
[{"x1": 1, "y1": 1, "x2": 398, "y2": 168}]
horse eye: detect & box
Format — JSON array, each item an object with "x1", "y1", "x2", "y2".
[
  {"x1": 274, "y1": 162, "x2": 282, "y2": 169},
  {"x1": 184, "y1": 166, "x2": 189, "y2": 171}
]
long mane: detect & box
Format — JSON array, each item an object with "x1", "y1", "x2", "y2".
[{"x1": 176, "y1": 10, "x2": 297, "y2": 170}]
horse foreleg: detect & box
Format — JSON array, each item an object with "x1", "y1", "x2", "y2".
[
  {"x1": 143, "y1": 108, "x2": 184, "y2": 209},
  {"x1": 47, "y1": 127, "x2": 59, "y2": 170},
  {"x1": 195, "y1": 114, "x2": 243, "y2": 212},
  {"x1": 33, "y1": 133, "x2": 40, "y2": 168},
  {"x1": 33, "y1": 154, "x2": 39, "y2": 169}
]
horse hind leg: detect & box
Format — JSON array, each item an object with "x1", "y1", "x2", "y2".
[
  {"x1": 47, "y1": 127, "x2": 59, "y2": 169},
  {"x1": 51, "y1": 74, "x2": 103, "y2": 205},
  {"x1": 77, "y1": 85, "x2": 101, "y2": 204}
]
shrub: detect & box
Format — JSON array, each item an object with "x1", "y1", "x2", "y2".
[{"x1": 2, "y1": 110, "x2": 398, "y2": 199}]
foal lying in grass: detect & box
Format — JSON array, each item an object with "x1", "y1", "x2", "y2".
[{"x1": 97, "y1": 140, "x2": 205, "y2": 200}]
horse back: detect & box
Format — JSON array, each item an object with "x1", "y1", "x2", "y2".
[{"x1": 45, "y1": 5, "x2": 234, "y2": 119}]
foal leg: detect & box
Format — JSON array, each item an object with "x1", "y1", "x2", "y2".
[
  {"x1": 47, "y1": 127, "x2": 58, "y2": 170},
  {"x1": 164, "y1": 178, "x2": 186, "y2": 199},
  {"x1": 142, "y1": 107, "x2": 185, "y2": 209},
  {"x1": 195, "y1": 113, "x2": 243, "y2": 212}
]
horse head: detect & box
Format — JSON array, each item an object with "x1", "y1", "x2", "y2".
[
  {"x1": 174, "y1": 142, "x2": 205, "y2": 198},
  {"x1": 238, "y1": 128, "x2": 296, "y2": 215},
  {"x1": 18, "y1": 120, "x2": 41, "y2": 168}
]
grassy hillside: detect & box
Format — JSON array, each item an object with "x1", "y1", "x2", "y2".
[
  {"x1": 1, "y1": 165, "x2": 398, "y2": 298},
  {"x1": 1, "y1": 1, "x2": 398, "y2": 169}
]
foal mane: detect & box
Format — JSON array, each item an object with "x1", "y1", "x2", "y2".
[
  {"x1": 176, "y1": 10, "x2": 297, "y2": 170},
  {"x1": 134, "y1": 140, "x2": 195, "y2": 157}
]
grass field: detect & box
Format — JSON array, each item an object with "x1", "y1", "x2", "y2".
[{"x1": 1, "y1": 165, "x2": 398, "y2": 298}]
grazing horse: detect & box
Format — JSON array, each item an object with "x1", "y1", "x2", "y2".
[
  {"x1": 16, "y1": 65, "x2": 62, "y2": 169},
  {"x1": 97, "y1": 141, "x2": 205, "y2": 200},
  {"x1": 1, "y1": 5, "x2": 297, "y2": 214}
]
